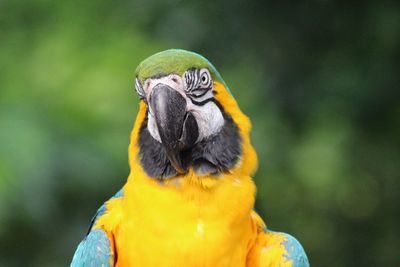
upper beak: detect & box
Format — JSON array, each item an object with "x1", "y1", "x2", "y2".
[{"x1": 149, "y1": 83, "x2": 199, "y2": 174}]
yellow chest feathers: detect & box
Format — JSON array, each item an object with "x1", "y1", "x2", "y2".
[{"x1": 100, "y1": 171, "x2": 256, "y2": 267}]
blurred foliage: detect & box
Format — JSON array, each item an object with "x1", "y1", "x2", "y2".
[{"x1": 0, "y1": 0, "x2": 399, "y2": 266}]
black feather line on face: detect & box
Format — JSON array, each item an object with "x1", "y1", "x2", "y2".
[
  {"x1": 135, "y1": 78, "x2": 146, "y2": 99},
  {"x1": 138, "y1": 105, "x2": 242, "y2": 179},
  {"x1": 188, "y1": 97, "x2": 214, "y2": 106}
]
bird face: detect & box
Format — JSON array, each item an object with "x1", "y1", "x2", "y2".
[{"x1": 133, "y1": 50, "x2": 247, "y2": 179}]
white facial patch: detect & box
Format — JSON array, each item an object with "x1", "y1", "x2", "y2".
[
  {"x1": 186, "y1": 100, "x2": 224, "y2": 142},
  {"x1": 142, "y1": 74, "x2": 187, "y2": 99}
]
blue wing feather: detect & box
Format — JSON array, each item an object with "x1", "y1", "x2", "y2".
[
  {"x1": 71, "y1": 189, "x2": 123, "y2": 267},
  {"x1": 281, "y1": 233, "x2": 310, "y2": 267},
  {"x1": 71, "y1": 229, "x2": 114, "y2": 267}
]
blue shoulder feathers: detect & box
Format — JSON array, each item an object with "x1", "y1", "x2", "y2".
[
  {"x1": 71, "y1": 229, "x2": 114, "y2": 267},
  {"x1": 70, "y1": 189, "x2": 123, "y2": 267},
  {"x1": 281, "y1": 233, "x2": 310, "y2": 267}
]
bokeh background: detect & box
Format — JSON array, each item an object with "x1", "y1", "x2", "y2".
[{"x1": 1, "y1": 0, "x2": 399, "y2": 266}]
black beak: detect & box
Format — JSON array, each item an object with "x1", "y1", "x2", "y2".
[{"x1": 149, "y1": 84, "x2": 199, "y2": 174}]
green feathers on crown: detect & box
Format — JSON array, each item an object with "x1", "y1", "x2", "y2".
[{"x1": 135, "y1": 49, "x2": 225, "y2": 85}]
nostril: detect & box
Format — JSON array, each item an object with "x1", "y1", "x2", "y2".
[{"x1": 171, "y1": 77, "x2": 178, "y2": 83}]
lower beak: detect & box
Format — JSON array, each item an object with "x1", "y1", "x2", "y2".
[{"x1": 149, "y1": 84, "x2": 199, "y2": 174}]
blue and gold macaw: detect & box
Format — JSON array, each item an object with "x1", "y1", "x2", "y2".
[{"x1": 71, "y1": 49, "x2": 310, "y2": 267}]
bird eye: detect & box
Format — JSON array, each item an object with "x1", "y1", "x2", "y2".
[
  {"x1": 199, "y1": 69, "x2": 211, "y2": 87},
  {"x1": 184, "y1": 68, "x2": 212, "y2": 95}
]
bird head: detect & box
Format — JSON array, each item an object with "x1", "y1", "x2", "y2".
[{"x1": 129, "y1": 49, "x2": 257, "y2": 180}]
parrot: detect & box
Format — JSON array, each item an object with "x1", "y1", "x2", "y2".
[{"x1": 71, "y1": 49, "x2": 310, "y2": 267}]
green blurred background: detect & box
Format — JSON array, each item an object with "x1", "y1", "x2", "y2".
[{"x1": 0, "y1": 0, "x2": 399, "y2": 266}]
